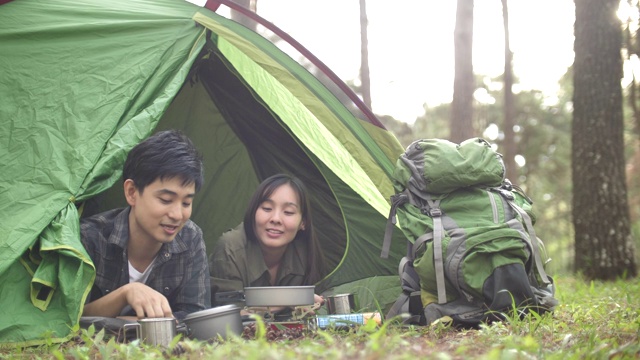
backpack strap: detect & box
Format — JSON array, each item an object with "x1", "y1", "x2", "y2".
[
  {"x1": 381, "y1": 191, "x2": 409, "y2": 259},
  {"x1": 495, "y1": 187, "x2": 552, "y2": 286},
  {"x1": 386, "y1": 228, "x2": 432, "y2": 324},
  {"x1": 425, "y1": 196, "x2": 447, "y2": 304},
  {"x1": 386, "y1": 255, "x2": 422, "y2": 323},
  {"x1": 509, "y1": 202, "x2": 551, "y2": 285},
  {"x1": 412, "y1": 232, "x2": 434, "y2": 259}
]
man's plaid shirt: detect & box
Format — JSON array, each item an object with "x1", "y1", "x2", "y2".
[{"x1": 80, "y1": 207, "x2": 211, "y2": 320}]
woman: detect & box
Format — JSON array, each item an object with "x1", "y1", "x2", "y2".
[{"x1": 210, "y1": 174, "x2": 326, "y2": 309}]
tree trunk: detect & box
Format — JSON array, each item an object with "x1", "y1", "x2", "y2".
[
  {"x1": 624, "y1": 8, "x2": 640, "y2": 139},
  {"x1": 359, "y1": 0, "x2": 372, "y2": 109},
  {"x1": 450, "y1": 0, "x2": 475, "y2": 143},
  {"x1": 501, "y1": 0, "x2": 517, "y2": 183},
  {"x1": 623, "y1": 1, "x2": 640, "y2": 225},
  {"x1": 573, "y1": 0, "x2": 637, "y2": 279},
  {"x1": 230, "y1": 0, "x2": 257, "y2": 32}
]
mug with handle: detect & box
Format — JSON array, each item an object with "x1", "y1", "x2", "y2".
[{"x1": 123, "y1": 317, "x2": 177, "y2": 346}]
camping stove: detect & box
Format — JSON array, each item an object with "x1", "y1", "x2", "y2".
[
  {"x1": 243, "y1": 303, "x2": 320, "y2": 330},
  {"x1": 245, "y1": 303, "x2": 319, "y2": 320}
]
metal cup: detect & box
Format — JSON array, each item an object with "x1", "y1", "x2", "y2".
[
  {"x1": 123, "y1": 318, "x2": 177, "y2": 346},
  {"x1": 326, "y1": 293, "x2": 357, "y2": 314}
]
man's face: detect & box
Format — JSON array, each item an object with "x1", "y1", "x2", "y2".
[{"x1": 126, "y1": 177, "x2": 195, "y2": 246}]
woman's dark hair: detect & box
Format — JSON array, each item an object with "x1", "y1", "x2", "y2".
[
  {"x1": 123, "y1": 130, "x2": 204, "y2": 193},
  {"x1": 243, "y1": 174, "x2": 326, "y2": 285}
]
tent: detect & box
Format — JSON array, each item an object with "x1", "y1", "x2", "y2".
[{"x1": 0, "y1": 0, "x2": 407, "y2": 346}]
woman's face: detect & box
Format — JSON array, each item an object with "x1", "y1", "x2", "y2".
[{"x1": 254, "y1": 183, "x2": 305, "y2": 251}]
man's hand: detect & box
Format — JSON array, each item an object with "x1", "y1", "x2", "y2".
[
  {"x1": 83, "y1": 282, "x2": 173, "y2": 319},
  {"x1": 124, "y1": 282, "x2": 173, "y2": 318}
]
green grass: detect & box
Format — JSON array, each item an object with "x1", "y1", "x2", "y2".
[{"x1": 1, "y1": 275, "x2": 638, "y2": 359}]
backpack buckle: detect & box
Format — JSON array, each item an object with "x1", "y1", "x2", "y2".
[
  {"x1": 499, "y1": 189, "x2": 515, "y2": 200},
  {"x1": 428, "y1": 208, "x2": 442, "y2": 217},
  {"x1": 503, "y1": 178, "x2": 513, "y2": 190}
]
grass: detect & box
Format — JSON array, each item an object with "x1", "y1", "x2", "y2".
[{"x1": 1, "y1": 274, "x2": 638, "y2": 359}]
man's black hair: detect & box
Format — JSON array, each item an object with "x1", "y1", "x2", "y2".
[{"x1": 123, "y1": 130, "x2": 204, "y2": 193}]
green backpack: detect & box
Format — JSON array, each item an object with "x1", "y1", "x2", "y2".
[{"x1": 381, "y1": 138, "x2": 557, "y2": 327}]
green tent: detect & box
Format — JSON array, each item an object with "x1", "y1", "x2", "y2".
[{"x1": 0, "y1": 0, "x2": 407, "y2": 346}]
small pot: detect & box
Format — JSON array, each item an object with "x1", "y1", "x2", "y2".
[
  {"x1": 182, "y1": 304, "x2": 242, "y2": 340},
  {"x1": 326, "y1": 293, "x2": 357, "y2": 314},
  {"x1": 244, "y1": 286, "x2": 315, "y2": 307}
]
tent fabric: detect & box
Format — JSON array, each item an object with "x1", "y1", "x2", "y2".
[{"x1": 0, "y1": 0, "x2": 407, "y2": 346}]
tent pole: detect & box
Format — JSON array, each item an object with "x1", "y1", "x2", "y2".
[{"x1": 204, "y1": 0, "x2": 386, "y2": 129}]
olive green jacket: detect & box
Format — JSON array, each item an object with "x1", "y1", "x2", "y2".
[{"x1": 209, "y1": 224, "x2": 308, "y2": 293}]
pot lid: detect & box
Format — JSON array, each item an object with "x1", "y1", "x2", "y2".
[
  {"x1": 244, "y1": 286, "x2": 315, "y2": 290},
  {"x1": 183, "y1": 304, "x2": 240, "y2": 321}
]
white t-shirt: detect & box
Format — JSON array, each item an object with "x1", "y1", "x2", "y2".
[
  {"x1": 119, "y1": 258, "x2": 156, "y2": 316},
  {"x1": 128, "y1": 258, "x2": 155, "y2": 284}
]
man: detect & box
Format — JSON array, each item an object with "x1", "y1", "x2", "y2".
[{"x1": 81, "y1": 130, "x2": 210, "y2": 320}]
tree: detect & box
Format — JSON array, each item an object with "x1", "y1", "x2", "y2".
[
  {"x1": 573, "y1": 0, "x2": 637, "y2": 279},
  {"x1": 621, "y1": 0, "x2": 640, "y2": 244},
  {"x1": 450, "y1": 0, "x2": 475, "y2": 142},
  {"x1": 501, "y1": 0, "x2": 517, "y2": 182},
  {"x1": 359, "y1": 0, "x2": 372, "y2": 109},
  {"x1": 230, "y1": 0, "x2": 258, "y2": 32}
]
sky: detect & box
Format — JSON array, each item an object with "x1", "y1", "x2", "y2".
[{"x1": 198, "y1": 1, "x2": 576, "y2": 124}]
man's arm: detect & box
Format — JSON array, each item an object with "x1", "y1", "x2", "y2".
[
  {"x1": 83, "y1": 282, "x2": 173, "y2": 319},
  {"x1": 170, "y1": 230, "x2": 211, "y2": 320}
]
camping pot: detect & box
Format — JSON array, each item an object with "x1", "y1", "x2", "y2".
[
  {"x1": 244, "y1": 286, "x2": 315, "y2": 307},
  {"x1": 326, "y1": 293, "x2": 357, "y2": 314},
  {"x1": 123, "y1": 318, "x2": 177, "y2": 347},
  {"x1": 182, "y1": 305, "x2": 242, "y2": 341}
]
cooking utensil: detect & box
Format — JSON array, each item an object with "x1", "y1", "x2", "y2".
[
  {"x1": 244, "y1": 286, "x2": 315, "y2": 307},
  {"x1": 214, "y1": 290, "x2": 245, "y2": 305},
  {"x1": 326, "y1": 293, "x2": 356, "y2": 314},
  {"x1": 182, "y1": 304, "x2": 242, "y2": 341},
  {"x1": 122, "y1": 317, "x2": 177, "y2": 347}
]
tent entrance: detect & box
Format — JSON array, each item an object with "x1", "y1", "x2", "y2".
[{"x1": 91, "y1": 50, "x2": 350, "y2": 290}]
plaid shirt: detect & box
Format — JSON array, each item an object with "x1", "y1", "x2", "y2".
[{"x1": 80, "y1": 207, "x2": 211, "y2": 320}]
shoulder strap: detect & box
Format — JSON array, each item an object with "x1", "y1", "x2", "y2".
[
  {"x1": 386, "y1": 230, "x2": 431, "y2": 323},
  {"x1": 510, "y1": 202, "x2": 551, "y2": 285},
  {"x1": 380, "y1": 192, "x2": 409, "y2": 259},
  {"x1": 495, "y1": 187, "x2": 551, "y2": 286},
  {"x1": 385, "y1": 255, "x2": 421, "y2": 321},
  {"x1": 424, "y1": 196, "x2": 447, "y2": 304}
]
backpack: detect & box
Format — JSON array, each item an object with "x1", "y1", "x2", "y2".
[{"x1": 381, "y1": 138, "x2": 558, "y2": 328}]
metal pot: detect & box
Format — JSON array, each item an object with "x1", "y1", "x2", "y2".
[
  {"x1": 182, "y1": 304, "x2": 242, "y2": 340},
  {"x1": 326, "y1": 293, "x2": 357, "y2": 314},
  {"x1": 244, "y1": 286, "x2": 315, "y2": 307}
]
